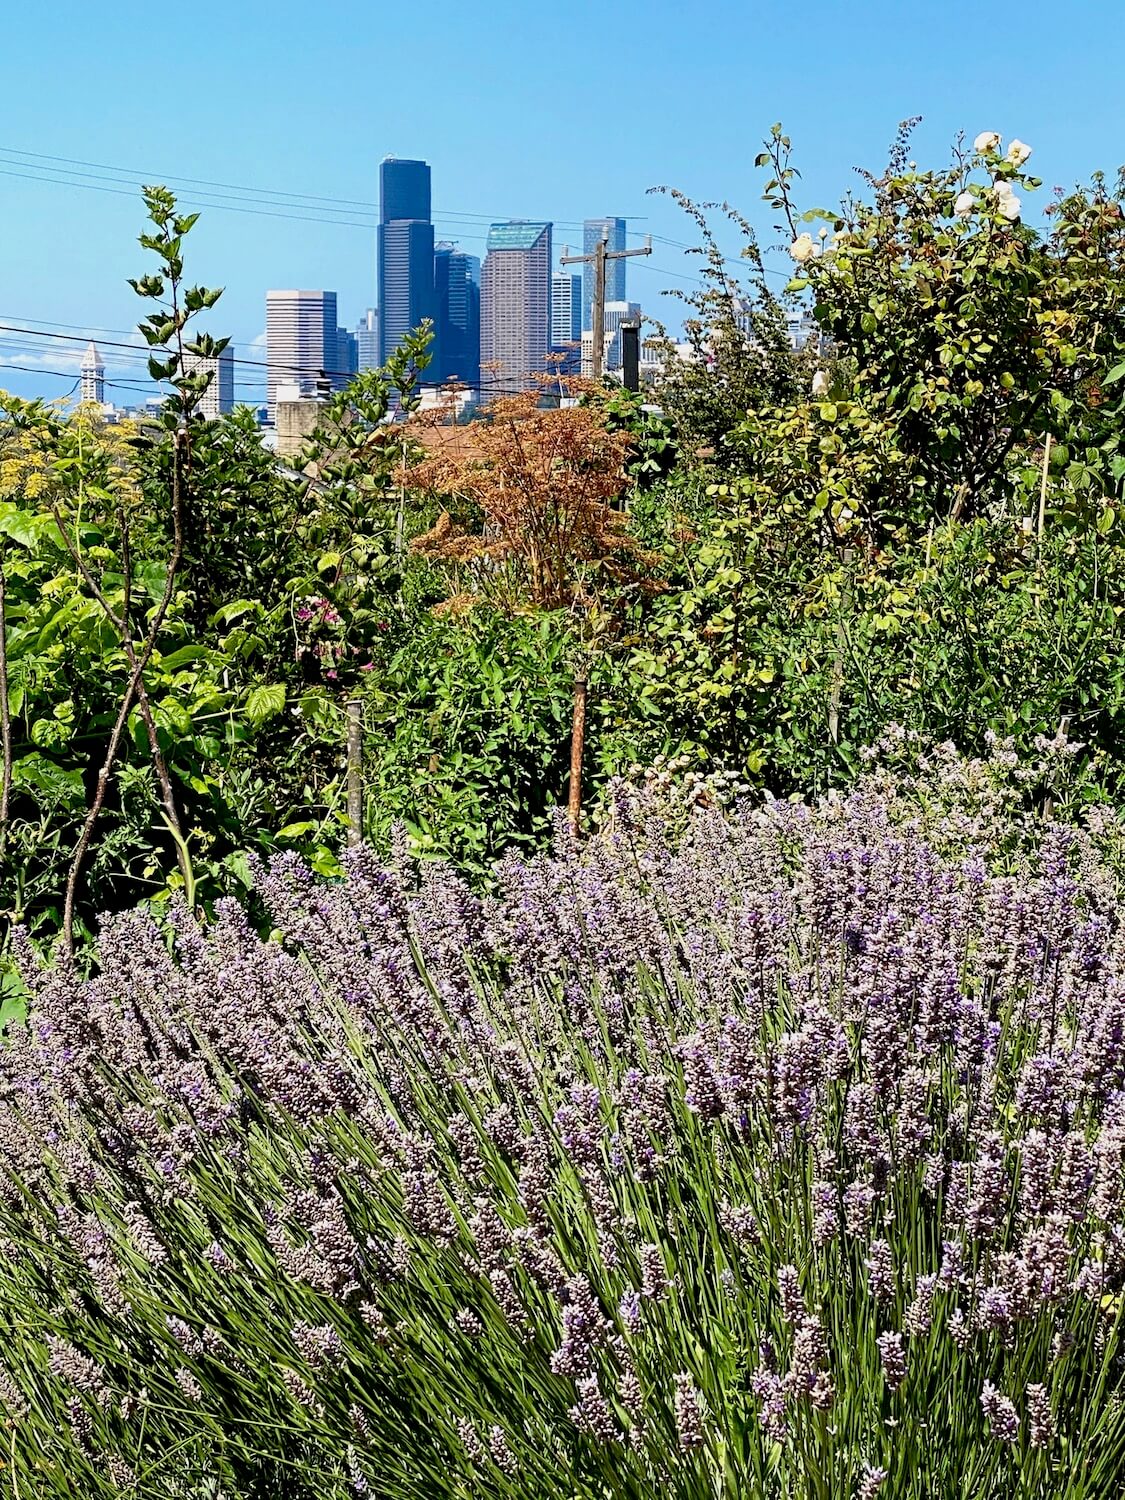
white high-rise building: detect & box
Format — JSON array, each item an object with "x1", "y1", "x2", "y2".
[
  {"x1": 355, "y1": 308, "x2": 379, "y2": 370},
  {"x1": 183, "y1": 346, "x2": 235, "y2": 419},
  {"x1": 80, "y1": 342, "x2": 105, "y2": 404},
  {"x1": 550, "y1": 273, "x2": 581, "y2": 349},
  {"x1": 265, "y1": 290, "x2": 338, "y2": 419}
]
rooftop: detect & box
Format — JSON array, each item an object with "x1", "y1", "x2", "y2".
[{"x1": 487, "y1": 221, "x2": 550, "y2": 253}]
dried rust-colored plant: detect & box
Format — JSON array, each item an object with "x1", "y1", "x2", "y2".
[{"x1": 405, "y1": 379, "x2": 653, "y2": 616}]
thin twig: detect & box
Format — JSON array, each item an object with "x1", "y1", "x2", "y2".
[
  {"x1": 60, "y1": 425, "x2": 190, "y2": 952},
  {"x1": 49, "y1": 496, "x2": 188, "y2": 883}
]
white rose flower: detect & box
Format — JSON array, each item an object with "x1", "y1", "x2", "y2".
[
  {"x1": 1006, "y1": 139, "x2": 1032, "y2": 166},
  {"x1": 954, "y1": 190, "x2": 975, "y2": 216},
  {"x1": 789, "y1": 233, "x2": 815, "y2": 264},
  {"x1": 811, "y1": 369, "x2": 830, "y2": 397},
  {"x1": 974, "y1": 131, "x2": 1001, "y2": 153},
  {"x1": 993, "y1": 181, "x2": 1021, "y2": 220}
]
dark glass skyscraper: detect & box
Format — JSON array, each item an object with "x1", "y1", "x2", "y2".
[
  {"x1": 434, "y1": 243, "x2": 481, "y2": 389},
  {"x1": 582, "y1": 217, "x2": 628, "y2": 329},
  {"x1": 378, "y1": 158, "x2": 436, "y2": 366}
]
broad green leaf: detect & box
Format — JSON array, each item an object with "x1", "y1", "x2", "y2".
[
  {"x1": 0, "y1": 509, "x2": 38, "y2": 550},
  {"x1": 245, "y1": 683, "x2": 286, "y2": 726},
  {"x1": 275, "y1": 820, "x2": 318, "y2": 840},
  {"x1": 158, "y1": 645, "x2": 211, "y2": 671}
]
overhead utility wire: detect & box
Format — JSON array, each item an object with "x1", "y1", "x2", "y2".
[
  {"x1": 0, "y1": 147, "x2": 618, "y2": 230},
  {"x1": 0, "y1": 150, "x2": 792, "y2": 280},
  {"x1": 0, "y1": 332, "x2": 610, "y2": 403},
  {"x1": 0, "y1": 318, "x2": 692, "y2": 387}
]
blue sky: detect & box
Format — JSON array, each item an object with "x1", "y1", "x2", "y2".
[{"x1": 1, "y1": 0, "x2": 1121, "y2": 404}]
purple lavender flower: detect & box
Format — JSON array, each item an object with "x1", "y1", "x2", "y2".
[
  {"x1": 876, "y1": 1331, "x2": 906, "y2": 1390},
  {"x1": 865, "y1": 1238, "x2": 895, "y2": 1301},
  {"x1": 844, "y1": 1181, "x2": 877, "y2": 1237},
  {"x1": 751, "y1": 1364, "x2": 788, "y2": 1443},
  {"x1": 568, "y1": 1373, "x2": 619, "y2": 1444},
  {"x1": 904, "y1": 1273, "x2": 937, "y2": 1337},
  {"x1": 857, "y1": 1467, "x2": 888, "y2": 1499},
  {"x1": 778, "y1": 1264, "x2": 804, "y2": 1325},
  {"x1": 810, "y1": 1178, "x2": 838, "y2": 1245},
  {"x1": 981, "y1": 1381, "x2": 1019, "y2": 1442},
  {"x1": 673, "y1": 1372, "x2": 706, "y2": 1450},
  {"x1": 1026, "y1": 1381, "x2": 1055, "y2": 1448}
]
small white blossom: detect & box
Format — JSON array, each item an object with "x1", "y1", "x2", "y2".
[
  {"x1": 811, "y1": 369, "x2": 830, "y2": 398},
  {"x1": 1006, "y1": 138, "x2": 1032, "y2": 166},
  {"x1": 789, "y1": 233, "x2": 815, "y2": 264},
  {"x1": 954, "y1": 190, "x2": 975, "y2": 216},
  {"x1": 974, "y1": 131, "x2": 1001, "y2": 154}
]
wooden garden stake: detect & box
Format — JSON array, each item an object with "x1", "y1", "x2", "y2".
[{"x1": 346, "y1": 698, "x2": 364, "y2": 846}]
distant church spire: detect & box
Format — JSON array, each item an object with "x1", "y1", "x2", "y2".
[{"x1": 80, "y1": 341, "x2": 105, "y2": 404}]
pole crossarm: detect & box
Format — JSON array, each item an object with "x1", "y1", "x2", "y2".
[{"x1": 559, "y1": 234, "x2": 652, "y2": 381}]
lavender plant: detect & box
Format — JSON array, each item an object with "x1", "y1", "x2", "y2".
[{"x1": 2, "y1": 756, "x2": 1125, "y2": 1497}]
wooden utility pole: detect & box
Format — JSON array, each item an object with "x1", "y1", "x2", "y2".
[{"x1": 561, "y1": 230, "x2": 652, "y2": 382}]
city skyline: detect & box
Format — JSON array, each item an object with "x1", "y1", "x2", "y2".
[
  {"x1": 2, "y1": 0, "x2": 1116, "y2": 405},
  {"x1": 61, "y1": 155, "x2": 641, "y2": 419}
]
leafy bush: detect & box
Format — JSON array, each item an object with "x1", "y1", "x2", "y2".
[
  {"x1": 3, "y1": 755, "x2": 1125, "y2": 1496},
  {"x1": 632, "y1": 498, "x2": 1125, "y2": 808}
]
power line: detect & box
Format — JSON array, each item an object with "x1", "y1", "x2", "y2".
[
  {"x1": 0, "y1": 147, "x2": 639, "y2": 232},
  {"x1": 0, "y1": 150, "x2": 781, "y2": 282},
  {"x1": 0, "y1": 162, "x2": 591, "y2": 258},
  {"x1": 0, "y1": 154, "x2": 788, "y2": 290},
  {"x1": 0, "y1": 332, "x2": 610, "y2": 404},
  {"x1": 0, "y1": 314, "x2": 695, "y2": 388},
  {"x1": 0, "y1": 360, "x2": 149, "y2": 395}
]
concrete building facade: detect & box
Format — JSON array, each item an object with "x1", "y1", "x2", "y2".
[
  {"x1": 480, "y1": 221, "x2": 552, "y2": 396},
  {"x1": 183, "y1": 346, "x2": 235, "y2": 418},
  {"x1": 265, "y1": 290, "x2": 338, "y2": 418}
]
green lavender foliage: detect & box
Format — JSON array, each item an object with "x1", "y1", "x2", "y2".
[{"x1": 1, "y1": 750, "x2": 1125, "y2": 1496}]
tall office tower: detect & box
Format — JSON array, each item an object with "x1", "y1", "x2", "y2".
[
  {"x1": 336, "y1": 328, "x2": 359, "y2": 387},
  {"x1": 355, "y1": 308, "x2": 380, "y2": 370},
  {"x1": 378, "y1": 157, "x2": 436, "y2": 366},
  {"x1": 183, "y1": 346, "x2": 235, "y2": 418},
  {"x1": 80, "y1": 341, "x2": 105, "y2": 404},
  {"x1": 265, "y1": 290, "x2": 338, "y2": 418},
  {"x1": 434, "y1": 243, "x2": 481, "y2": 388},
  {"x1": 480, "y1": 222, "x2": 552, "y2": 395},
  {"x1": 550, "y1": 273, "x2": 582, "y2": 348},
  {"x1": 581, "y1": 217, "x2": 628, "y2": 329}
]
